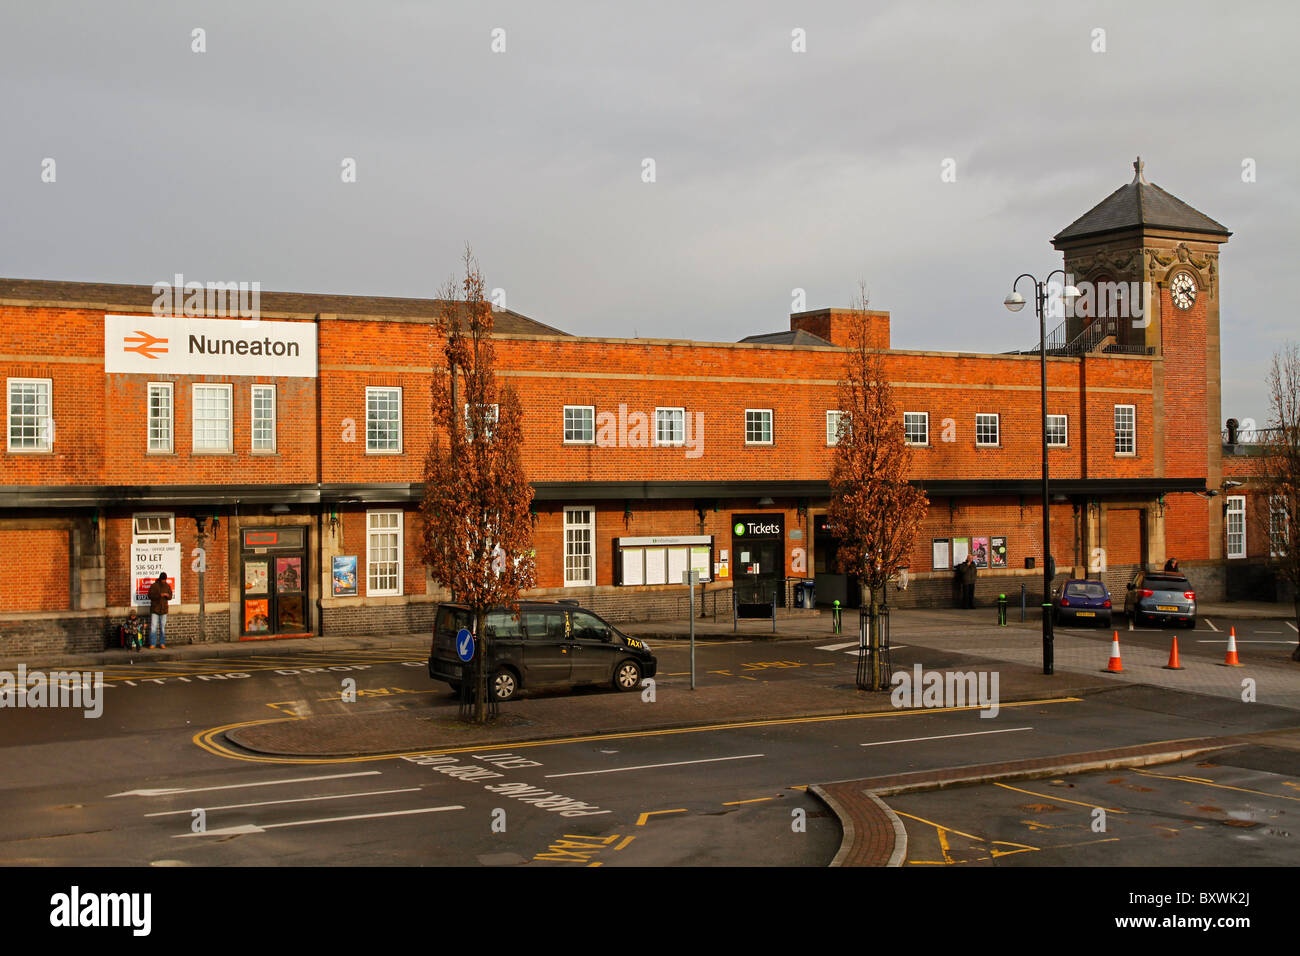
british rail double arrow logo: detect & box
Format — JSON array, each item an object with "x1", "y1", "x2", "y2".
[{"x1": 122, "y1": 329, "x2": 169, "y2": 359}]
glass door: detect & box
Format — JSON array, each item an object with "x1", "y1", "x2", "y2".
[{"x1": 241, "y1": 527, "x2": 308, "y2": 637}]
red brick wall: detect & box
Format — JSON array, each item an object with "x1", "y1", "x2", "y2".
[
  {"x1": 0, "y1": 529, "x2": 69, "y2": 611},
  {"x1": 1107, "y1": 509, "x2": 1143, "y2": 565}
]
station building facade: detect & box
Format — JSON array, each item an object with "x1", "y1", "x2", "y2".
[{"x1": 1, "y1": 164, "x2": 1245, "y2": 653}]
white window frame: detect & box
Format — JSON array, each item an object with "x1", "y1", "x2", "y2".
[
  {"x1": 251, "y1": 384, "x2": 276, "y2": 453},
  {"x1": 7, "y1": 377, "x2": 53, "y2": 452},
  {"x1": 904, "y1": 411, "x2": 929, "y2": 446},
  {"x1": 366, "y1": 510, "x2": 404, "y2": 595},
  {"x1": 192, "y1": 383, "x2": 233, "y2": 454},
  {"x1": 366, "y1": 386, "x2": 403, "y2": 454},
  {"x1": 1226, "y1": 495, "x2": 1246, "y2": 559},
  {"x1": 745, "y1": 409, "x2": 773, "y2": 446},
  {"x1": 1046, "y1": 414, "x2": 1068, "y2": 448},
  {"x1": 975, "y1": 413, "x2": 1000, "y2": 447},
  {"x1": 655, "y1": 407, "x2": 685, "y2": 446},
  {"x1": 132, "y1": 512, "x2": 175, "y2": 545},
  {"x1": 563, "y1": 405, "x2": 595, "y2": 444},
  {"x1": 463, "y1": 403, "x2": 500, "y2": 440},
  {"x1": 147, "y1": 382, "x2": 173, "y2": 454},
  {"x1": 564, "y1": 506, "x2": 596, "y2": 587},
  {"x1": 826, "y1": 410, "x2": 849, "y2": 446},
  {"x1": 1115, "y1": 404, "x2": 1136, "y2": 456},
  {"x1": 1270, "y1": 495, "x2": 1289, "y2": 558}
]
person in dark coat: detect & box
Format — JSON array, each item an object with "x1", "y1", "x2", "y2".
[
  {"x1": 1163, "y1": 557, "x2": 1179, "y2": 572},
  {"x1": 956, "y1": 555, "x2": 977, "y2": 609},
  {"x1": 146, "y1": 572, "x2": 173, "y2": 648}
]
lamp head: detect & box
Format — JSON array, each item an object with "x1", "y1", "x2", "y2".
[{"x1": 1003, "y1": 291, "x2": 1026, "y2": 313}]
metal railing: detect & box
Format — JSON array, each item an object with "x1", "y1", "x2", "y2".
[
  {"x1": 677, "y1": 585, "x2": 734, "y2": 622},
  {"x1": 856, "y1": 604, "x2": 892, "y2": 692}
]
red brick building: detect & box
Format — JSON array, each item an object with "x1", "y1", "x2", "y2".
[{"x1": 1, "y1": 163, "x2": 1244, "y2": 651}]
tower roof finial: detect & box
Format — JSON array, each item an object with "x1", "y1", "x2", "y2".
[{"x1": 1132, "y1": 156, "x2": 1147, "y2": 184}]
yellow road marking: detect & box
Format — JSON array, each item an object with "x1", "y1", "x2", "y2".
[
  {"x1": 193, "y1": 697, "x2": 1087, "y2": 765},
  {"x1": 614, "y1": 836, "x2": 636, "y2": 851},
  {"x1": 993, "y1": 781, "x2": 1127, "y2": 814},
  {"x1": 636, "y1": 809, "x2": 687, "y2": 826},
  {"x1": 893, "y1": 809, "x2": 984, "y2": 843},
  {"x1": 1134, "y1": 768, "x2": 1300, "y2": 803},
  {"x1": 723, "y1": 797, "x2": 774, "y2": 806}
]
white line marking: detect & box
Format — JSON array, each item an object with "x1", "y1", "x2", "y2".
[
  {"x1": 817, "y1": 642, "x2": 859, "y2": 652},
  {"x1": 544, "y1": 754, "x2": 764, "y2": 779},
  {"x1": 1290, "y1": 622, "x2": 1299, "y2": 633},
  {"x1": 110, "y1": 771, "x2": 381, "y2": 798},
  {"x1": 842, "y1": 645, "x2": 909, "y2": 656},
  {"x1": 145, "y1": 788, "x2": 420, "y2": 816},
  {"x1": 1128, "y1": 618, "x2": 1134, "y2": 631},
  {"x1": 175, "y1": 805, "x2": 463, "y2": 837},
  {"x1": 1255, "y1": 630, "x2": 1283, "y2": 634},
  {"x1": 1196, "y1": 640, "x2": 1293, "y2": 644},
  {"x1": 1204, "y1": 619, "x2": 1219, "y2": 632},
  {"x1": 860, "y1": 727, "x2": 1033, "y2": 748}
]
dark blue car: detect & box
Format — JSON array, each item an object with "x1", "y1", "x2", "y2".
[{"x1": 1052, "y1": 579, "x2": 1113, "y2": 627}]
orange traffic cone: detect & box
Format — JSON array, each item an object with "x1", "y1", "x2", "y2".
[
  {"x1": 1221, "y1": 626, "x2": 1244, "y2": 667},
  {"x1": 1163, "y1": 636, "x2": 1184, "y2": 670},
  {"x1": 1105, "y1": 631, "x2": 1124, "y2": 673}
]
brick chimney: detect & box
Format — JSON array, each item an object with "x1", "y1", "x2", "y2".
[{"x1": 789, "y1": 308, "x2": 890, "y2": 349}]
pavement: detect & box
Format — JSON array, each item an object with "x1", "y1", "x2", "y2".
[{"x1": 5, "y1": 601, "x2": 1299, "y2": 866}]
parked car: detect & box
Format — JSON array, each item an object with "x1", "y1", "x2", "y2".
[
  {"x1": 1052, "y1": 579, "x2": 1113, "y2": 627},
  {"x1": 427, "y1": 601, "x2": 657, "y2": 702},
  {"x1": 1124, "y1": 571, "x2": 1197, "y2": 628}
]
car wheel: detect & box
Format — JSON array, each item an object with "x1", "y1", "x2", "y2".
[
  {"x1": 490, "y1": 667, "x2": 518, "y2": 702},
  {"x1": 613, "y1": 659, "x2": 642, "y2": 692}
]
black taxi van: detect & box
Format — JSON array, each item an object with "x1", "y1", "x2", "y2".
[{"x1": 428, "y1": 601, "x2": 657, "y2": 702}]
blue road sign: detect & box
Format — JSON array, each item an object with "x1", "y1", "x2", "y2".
[{"x1": 456, "y1": 627, "x2": 474, "y2": 662}]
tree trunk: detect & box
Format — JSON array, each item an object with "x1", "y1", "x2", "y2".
[{"x1": 868, "y1": 592, "x2": 881, "y2": 690}]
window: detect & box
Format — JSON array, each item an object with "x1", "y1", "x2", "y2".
[
  {"x1": 975, "y1": 413, "x2": 1000, "y2": 447},
  {"x1": 564, "y1": 405, "x2": 594, "y2": 444},
  {"x1": 366, "y1": 387, "x2": 402, "y2": 453},
  {"x1": 564, "y1": 507, "x2": 595, "y2": 586},
  {"x1": 1046, "y1": 414, "x2": 1068, "y2": 447},
  {"x1": 1270, "y1": 496, "x2": 1289, "y2": 558},
  {"x1": 147, "y1": 383, "x2": 173, "y2": 453},
  {"x1": 655, "y1": 407, "x2": 685, "y2": 446},
  {"x1": 251, "y1": 385, "x2": 276, "y2": 452},
  {"x1": 133, "y1": 513, "x2": 174, "y2": 544},
  {"x1": 745, "y1": 409, "x2": 773, "y2": 445},
  {"x1": 1115, "y1": 405, "x2": 1135, "y2": 456},
  {"x1": 904, "y1": 412, "x2": 929, "y2": 446},
  {"x1": 7, "y1": 378, "x2": 52, "y2": 452},
  {"x1": 1226, "y1": 495, "x2": 1246, "y2": 558},
  {"x1": 192, "y1": 383, "x2": 232, "y2": 453},
  {"x1": 367, "y1": 511, "x2": 403, "y2": 594},
  {"x1": 826, "y1": 410, "x2": 849, "y2": 446},
  {"x1": 463, "y1": 403, "x2": 500, "y2": 440}
]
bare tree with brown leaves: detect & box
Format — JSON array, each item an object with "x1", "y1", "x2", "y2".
[
  {"x1": 1256, "y1": 342, "x2": 1300, "y2": 661},
  {"x1": 421, "y1": 247, "x2": 536, "y2": 721},
  {"x1": 828, "y1": 288, "x2": 929, "y2": 690}
]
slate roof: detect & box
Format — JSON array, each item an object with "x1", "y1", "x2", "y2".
[
  {"x1": 739, "y1": 329, "x2": 835, "y2": 347},
  {"x1": 1054, "y1": 159, "x2": 1231, "y2": 242},
  {"x1": 0, "y1": 277, "x2": 569, "y2": 336}
]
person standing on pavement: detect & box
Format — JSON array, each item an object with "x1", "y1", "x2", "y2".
[
  {"x1": 146, "y1": 572, "x2": 173, "y2": 648},
  {"x1": 956, "y1": 554, "x2": 977, "y2": 609},
  {"x1": 1164, "y1": 557, "x2": 1180, "y2": 572}
]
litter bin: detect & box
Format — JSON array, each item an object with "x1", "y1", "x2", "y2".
[{"x1": 802, "y1": 578, "x2": 816, "y2": 608}]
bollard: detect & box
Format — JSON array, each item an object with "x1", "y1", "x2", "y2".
[
  {"x1": 1020, "y1": 584, "x2": 1026, "y2": 622},
  {"x1": 997, "y1": 593, "x2": 1008, "y2": 626},
  {"x1": 832, "y1": 600, "x2": 842, "y2": 634}
]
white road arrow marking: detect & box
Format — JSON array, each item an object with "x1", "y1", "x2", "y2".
[
  {"x1": 817, "y1": 642, "x2": 859, "y2": 652},
  {"x1": 175, "y1": 804, "x2": 464, "y2": 837},
  {"x1": 860, "y1": 727, "x2": 1033, "y2": 748},
  {"x1": 145, "y1": 787, "x2": 420, "y2": 816},
  {"x1": 110, "y1": 771, "x2": 380, "y2": 798},
  {"x1": 545, "y1": 754, "x2": 764, "y2": 778}
]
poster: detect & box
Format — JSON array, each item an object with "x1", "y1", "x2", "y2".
[
  {"x1": 244, "y1": 599, "x2": 270, "y2": 633},
  {"x1": 951, "y1": 537, "x2": 970, "y2": 565},
  {"x1": 932, "y1": 538, "x2": 950, "y2": 570},
  {"x1": 245, "y1": 560, "x2": 268, "y2": 594},
  {"x1": 971, "y1": 536, "x2": 990, "y2": 568},
  {"x1": 131, "y1": 542, "x2": 182, "y2": 606},
  {"x1": 276, "y1": 557, "x2": 302, "y2": 592},
  {"x1": 990, "y1": 536, "x2": 1008, "y2": 568},
  {"x1": 332, "y1": 555, "x2": 357, "y2": 596}
]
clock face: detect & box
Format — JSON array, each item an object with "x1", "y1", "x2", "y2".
[{"x1": 1171, "y1": 271, "x2": 1197, "y2": 310}]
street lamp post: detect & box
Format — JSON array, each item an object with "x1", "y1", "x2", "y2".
[{"x1": 1004, "y1": 272, "x2": 1079, "y2": 676}]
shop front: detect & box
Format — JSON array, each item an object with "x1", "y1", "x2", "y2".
[
  {"x1": 239, "y1": 526, "x2": 310, "y2": 639},
  {"x1": 731, "y1": 513, "x2": 786, "y2": 607}
]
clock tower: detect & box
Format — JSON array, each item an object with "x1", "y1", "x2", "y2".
[{"x1": 1052, "y1": 158, "x2": 1232, "y2": 559}]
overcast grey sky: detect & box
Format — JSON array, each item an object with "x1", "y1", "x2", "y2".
[{"x1": 3, "y1": 1, "x2": 1296, "y2": 423}]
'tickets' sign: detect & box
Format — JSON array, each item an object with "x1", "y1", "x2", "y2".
[
  {"x1": 104, "y1": 314, "x2": 318, "y2": 377},
  {"x1": 730, "y1": 513, "x2": 784, "y2": 539},
  {"x1": 132, "y1": 543, "x2": 182, "y2": 606}
]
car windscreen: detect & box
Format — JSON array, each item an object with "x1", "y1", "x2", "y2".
[{"x1": 1065, "y1": 582, "x2": 1106, "y2": 598}]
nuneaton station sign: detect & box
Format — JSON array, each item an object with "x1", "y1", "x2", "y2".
[{"x1": 103, "y1": 315, "x2": 318, "y2": 378}]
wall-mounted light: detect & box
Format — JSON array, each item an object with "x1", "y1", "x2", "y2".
[
  {"x1": 757, "y1": 496, "x2": 775, "y2": 507},
  {"x1": 270, "y1": 504, "x2": 290, "y2": 514}
]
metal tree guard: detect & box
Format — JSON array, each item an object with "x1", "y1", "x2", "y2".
[
  {"x1": 856, "y1": 603, "x2": 892, "y2": 691},
  {"x1": 457, "y1": 656, "x2": 499, "y2": 722}
]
